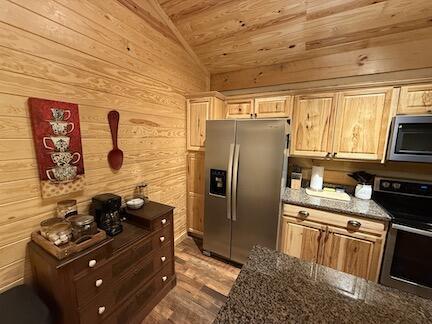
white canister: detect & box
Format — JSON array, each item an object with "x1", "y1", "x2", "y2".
[
  {"x1": 355, "y1": 184, "x2": 372, "y2": 200},
  {"x1": 310, "y1": 166, "x2": 324, "y2": 191}
]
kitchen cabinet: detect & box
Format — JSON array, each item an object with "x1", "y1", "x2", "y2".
[
  {"x1": 290, "y1": 87, "x2": 396, "y2": 161},
  {"x1": 290, "y1": 93, "x2": 336, "y2": 158},
  {"x1": 398, "y1": 84, "x2": 432, "y2": 115},
  {"x1": 186, "y1": 152, "x2": 205, "y2": 236},
  {"x1": 187, "y1": 92, "x2": 225, "y2": 151},
  {"x1": 225, "y1": 96, "x2": 292, "y2": 119},
  {"x1": 333, "y1": 88, "x2": 394, "y2": 161},
  {"x1": 225, "y1": 99, "x2": 254, "y2": 119},
  {"x1": 254, "y1": 96, "x2": 292, "y2": 118},
  {"x1": 280, "y1": 204, "x2": 387, "y2": 282}
]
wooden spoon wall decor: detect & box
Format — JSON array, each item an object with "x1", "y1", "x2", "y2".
[{"x1": 107, "y1": 110, "x2": 123, "y2": 170}]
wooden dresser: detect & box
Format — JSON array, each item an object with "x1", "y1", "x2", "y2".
[{"x1": 29, "y1": 201, "x2": 175, "y2": 324}]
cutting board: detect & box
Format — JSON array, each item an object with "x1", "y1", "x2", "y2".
[{"x1": 306, "y1": 188, "x2": 351, "y2": 202}]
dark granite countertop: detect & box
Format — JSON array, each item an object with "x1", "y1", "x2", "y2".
[
  {"x1": 281, "y1": 188, "x2": 391, "y2": 221},
  {"x1": 214, "y1": 246, "x2": 432, "y2": 324}
]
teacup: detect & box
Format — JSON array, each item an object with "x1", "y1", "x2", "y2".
[
  {"x1": 51, "y1": 152, "x2": 81, "y2": 166},
  {"x1": 43, "y1": 136, "x2": 70, "y2": 152},
  {"x1": 49, "y1": 121, "x2": 74, "y2": 136},
  {"x1": 46, "y1": 165, "x2": 77, "y2": 182},
  {"x1": 51, "y1": 108, "x2": 71, "y2": 121}
]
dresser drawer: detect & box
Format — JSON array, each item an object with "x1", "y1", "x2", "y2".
[
  {"x1": 155, "y1": 263, "x2": 175, "y2": 291},
  {"x1": 152, "y1": 225, "x2": 172, "y2": 249},
  {"x1": 71, "y1": 242, "x2": 112, "y2": 276},
  {"x1": 154, "y1": 244, "x2": 172, "y2": 269},
  {"x1": 74, "y1": 262, "x2": 112, "y2": 308},
  {"x1": 111, "y1": 235, "x2": 153, "y2": 280},
  {"x1": 78, "y1": 289, "x2": 114, "y2": 324},
  {"x1": 151, "y1": 213, "x2": 172, "y2": 231}
]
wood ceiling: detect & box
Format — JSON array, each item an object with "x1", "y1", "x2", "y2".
[{"x1": 158, "y1": 0, "x2": 432, "y2": 89}]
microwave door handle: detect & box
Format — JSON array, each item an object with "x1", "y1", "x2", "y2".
[
  {"x1": 393, "y1": 224, "x2": 432, "y2": 238},
  {"x1": 232, "y1": 144, "x2": 240, "y2": 221},
  {"x1": 226, "y1": 144, "x2": 235, "y2": 220}
]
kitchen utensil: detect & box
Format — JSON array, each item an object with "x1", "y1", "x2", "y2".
[
  {"x1": 107, "y1": 110, "x2": 123, "y2": 170},
  {"x1": 348, "y1": 171, "x2": 374, "y2": 184},
  {"x1": 126, "y1": 197, "x2": 145, "y2": 209},
  {"x1": 310, "y1": 166, "x2": 324, "y2": 191},
  {"x1": 68, "y1": 214, "x2": 97, "y2": 242},
  {"x1": 40, "y1": 217, "x2": 65, "y2": 238}
]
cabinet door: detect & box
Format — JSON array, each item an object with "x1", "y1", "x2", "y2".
[
  {"x1": 398, "y1": 84, "x2": 432, "y2": 115},
  {"x1": 187, "y1": 100, "x2": 209, "y2": 151},
  {"x1": 290, "y1": 93, "x2": 336, "y2": 157},
  {"x1": 333, "y1": 88, "x2": 394, "y2": 161},
  {"x1": 187, "y1": 192, "x2": 204, "y2": 234},
  {"x1": 254, "y1": 96, "x2": 292, "y2": 118},
  {"x1": 280, "y1": 218, "x2": 322, "y2": 263},
  {"x1": 187, "y1": 152, "x2": 205, "y2": 235},
  {"x1": 321, "y1": 231, "x2": 374, "y2": 280},
  {"x1": 225, "y1": 99, "x2": 253, "y2": 119}
]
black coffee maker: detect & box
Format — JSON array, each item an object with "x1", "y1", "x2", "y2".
[{"x1": 90, "y1": 193, "x2": 123, "y2": 236}]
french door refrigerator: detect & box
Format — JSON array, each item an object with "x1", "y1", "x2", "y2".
[{"x1": 203, "y1": 119, "x2": 288, "y2": 264}]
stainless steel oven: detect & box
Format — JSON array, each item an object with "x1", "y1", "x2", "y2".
[
  {"x1": 374, "y1": 177, "x2": 432, "y2": 299},
  {"x1": 387, "y1": 115, "x2": 432, "y2": 163}
]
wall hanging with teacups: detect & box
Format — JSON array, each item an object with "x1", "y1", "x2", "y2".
[{"x1": 29, "y1": 98, "x2": 85, "y2": 198}]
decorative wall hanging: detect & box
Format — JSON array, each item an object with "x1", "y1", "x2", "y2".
[
  {"x1": 107, "y1": 110, "x2": 123, "y2": 170},
  {"x1": 29, "y1": 98, "x2": 85, "y2": 198}
]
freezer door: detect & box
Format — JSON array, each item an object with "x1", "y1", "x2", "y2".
[
  {"x1": 203, "y1": 120, "x2": 236, "y2": 259},
  {"x1": 230, "y1": 120, "x2": 287, "y2": 264}
]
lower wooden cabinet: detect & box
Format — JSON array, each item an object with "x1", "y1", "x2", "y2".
[
  {"x1": 186, "y1": 152, "x2": 205, "y2": 236},
  {"x1": 280, "y1": 204, "x2": 387, "y2": 282}
]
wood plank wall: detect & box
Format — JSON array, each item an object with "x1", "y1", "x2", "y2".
[{"x1": 0, "y1": 0, "x2": 208, "y2": 292}]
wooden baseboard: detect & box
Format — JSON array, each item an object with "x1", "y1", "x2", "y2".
[
  {"x1": 174, "y1": 230, "x2": 187, "y2": 246},
  {"x1": 187, "y1": 228, "x2": 203, "y2": 239}
]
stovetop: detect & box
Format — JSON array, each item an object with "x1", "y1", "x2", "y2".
[{"x1": 373, "y1": 177, "x2": 432, "y2": 232}]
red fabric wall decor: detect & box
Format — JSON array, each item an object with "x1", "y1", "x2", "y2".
[{"x1": 28, "y1": 98, "x2": 85, "y2": 198}]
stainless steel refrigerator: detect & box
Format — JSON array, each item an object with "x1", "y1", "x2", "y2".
[{"x1": 203, "y1": 119, "x2": 289, "y2": 264}]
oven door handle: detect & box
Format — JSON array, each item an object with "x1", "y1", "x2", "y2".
[{"x1": 393, "y1": 224, "x2": 432, "y2": 238}]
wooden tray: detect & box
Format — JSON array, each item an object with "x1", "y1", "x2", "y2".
[{"x1": 31, "y1": 229, "x2": 107, "y2": 260}]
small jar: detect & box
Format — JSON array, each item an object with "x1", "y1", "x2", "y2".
[
  {"x1": 40, "y1": 217, "x2": 64, "y2": 238},
  {"x1": 68, "y1": 214, "x2": 97, "y2": 242},
  {"x1": 47, "y1": 223, "x2": 72, "y2": 246},
  {"x1": 57, "y1": 199, "x2": 78, "y2": 218}
]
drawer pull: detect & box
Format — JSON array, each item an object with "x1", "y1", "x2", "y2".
[
  {"x1": 160, "y1": 236, "x2": 165, "y2": 243},
  {"x1": 88, "y1": 259, "x2": 97, "y2": 268},
  {"x1": 161, "y1": 256, "x2": 166, "y2": 262},
  {"x1": 161, "y1": 218, "x2": 167, "y2": 225},
  {"x1": 95, "y1": 279, "x2": 103, "y2": 287},
  {"x1": 298, "y1": 210, "x2": 309, "y2": 218},
  {"x1": 348, "y1": 220, "x2": 361, "y2": 228},
  {"x1": 162, "y1": 276, "x2": 167, "y2": 282},
  {"x1": 98, "y1": 306, "x2": 106, "y2": 315}
]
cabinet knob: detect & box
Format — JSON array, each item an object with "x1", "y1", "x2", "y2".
[
  {"x1": 160, "y1": 236, "x2": 165, "y2": 243},
  {"x1": 250, "y1": 113, "x2": 253, "y2": 118},
  {"x1": 95, "y1": 279, "x2": 103, "y2": 287},
  {"x1": 333, "y1": 152, "x2": 337, "y2": 157},
  {"x1": 325, "y1": 152, "x2": 331, "y2": 158},
  {"x1": 88, "y1": 259, "x2": 97, "y2": 268},
  {"x1": 348, "y1": 220, "x2": 361, "y2": 228},
  {"x1": 427, "y1": 109, "x2": 432, "y2": 113},
  {"x1": 162, "y1": 276, "x2": 167, "y2": 282},
  {"x1": 161, "y1": 256, "x2": 166, "y2": 262},
  {"x1": 298, "y1": 210, "x2": 309, "y2": 218},
  {"x1": 254, "y1": 113, "x2": 257, "y2": 118},
  {"x1": 98, "y1": 306, "x2": 106, "y2": 315},
  {"x1": 161, "y1": 218, "x2": 167, "y2": 225}
]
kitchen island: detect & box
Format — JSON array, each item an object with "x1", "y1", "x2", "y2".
[{"x1": 214, "y1": 246, "x2": 432, "y2": 323}]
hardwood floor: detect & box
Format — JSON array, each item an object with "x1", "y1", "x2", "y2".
[{"x1": 142, "y1": 237, "x2": 240, "y2": 323}]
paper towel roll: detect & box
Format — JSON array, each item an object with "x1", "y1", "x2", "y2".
[{"x1": 310, "y1": 166, "x2": 324, "y2": 191}]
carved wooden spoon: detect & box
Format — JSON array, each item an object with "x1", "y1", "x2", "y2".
[{"x1": 107, "y1": 110, "x2": 123, "y2": 170}]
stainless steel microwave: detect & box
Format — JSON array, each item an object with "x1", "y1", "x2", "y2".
[{"x1": 387, "y1": 115, "x2": 432, "y2": 163}]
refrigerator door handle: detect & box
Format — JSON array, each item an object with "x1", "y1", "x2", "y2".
[
  {"x1": 226, "y1": 144, "x2": 235, "y2": 220},
  {"x1": 232, "y1": 144, "x2": 240, "y2": 221}
]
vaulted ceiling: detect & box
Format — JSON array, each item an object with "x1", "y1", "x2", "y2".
[{"x1": 158, "y1": 0, "x2": 432, "y2": 77}]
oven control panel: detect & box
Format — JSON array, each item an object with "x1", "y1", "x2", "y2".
[{"x1": 378, "y1": 179, "x2": 432, "y2": 197}]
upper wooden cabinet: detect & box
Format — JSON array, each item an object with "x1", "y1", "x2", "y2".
[
  {"x1": 290, "y1": 93, "x2": 336, "y2": 158},
  {"x1": 290, "y1": 87, "x2": 396, "y2": 161},
  {"x1": 225, "y1": 96, "x2": 292, "y2": 119},
  {"x1": 332, "y1": 88, "x2": 394, "y2": 161},
  {"x1": 398, "y1": 84, "x2": 432, "y2": 115},
  {"x1": 186, "y1": 92, "x2": 225, "y2": 151},
  {"x1": 225, "y1": 99, "x2": 253, "y2": 119},
  {"x1": 254, "y1": 96, "x2": 292, "y2": 118}
]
